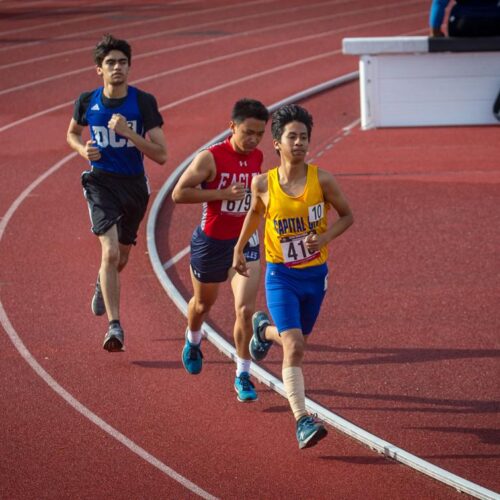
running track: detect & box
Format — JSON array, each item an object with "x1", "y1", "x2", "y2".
[{"x1": 1, "y1": 1, "x2": 499, "y2": 499}]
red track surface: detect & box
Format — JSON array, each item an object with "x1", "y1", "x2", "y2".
[{"x1": 1, "y1": 1, "x2": 498, "y2": 499}]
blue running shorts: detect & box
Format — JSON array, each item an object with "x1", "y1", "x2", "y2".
[
  {"x1": 265, "y1": 262, "x2": 328, "y2": 335},
  {"x1": 190, "y1": 225, "x2": 260, "y2": 283}
]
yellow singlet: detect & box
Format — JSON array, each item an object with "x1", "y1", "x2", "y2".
[{"x1": 264, "y1": 164, "x2": 329, "y2": 268}]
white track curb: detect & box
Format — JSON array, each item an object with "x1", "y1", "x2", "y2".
[{"x1": 146, "y1": 72, "x2": 499, "y2": 500}]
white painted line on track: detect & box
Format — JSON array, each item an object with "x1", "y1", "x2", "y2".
[
  {"x1": 0, "y1": 1, "x2": 341, "y2": 72},
  {"x1": 163, "y1": 245, "x2": 190, "y2": 270},
  {"x1": 0, "y1": 0, "x2": 134, "y2": 37},
  {"x1": 0, "y1": 5, "x2": 423, "y2": 94},
  {"x1": 0, "y1": 153, "x2": 218, "y2": 500},
  {"x1": 0, "y1": 0, "x2": 57, "y2": 9},
  {"x1": 147, "y1": 76, "x2": 500, "y2": 500},
  {"x1": 0, "y1": 11, "x2": 423, "y2": 134},
  {"x1": 0, "y1": 27, "x2": 349, "y2": 96},
  {"x1": 0, "y1": 0, "x2": 275, "y2": 53},
  {"x1": 1, "y1": 11, "x2": 497, "y2": 495},
  {"x1": 0, "y1": 54, "x2": 351, "y2": 134},
  {"x1": 309, "y1": 117, "x2": 360, "y2": 162},
  {"x1": 0, "y1": 0, "x2": 409, "y2": 71}
]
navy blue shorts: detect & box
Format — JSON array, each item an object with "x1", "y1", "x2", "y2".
[
  {"x1": 190, "y1": 225, "x2": 260, "y2": 283},
  {"x1": 81, "y1": 169, "x2": 150, "y2": 245},
  {"x1": 265, "y1": 262, "x2": 328, "y2": 335}
]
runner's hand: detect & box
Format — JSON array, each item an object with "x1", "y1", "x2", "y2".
[
  {"x1": 233, "y1": 250, "x2": 249, "y2": 277},
  {"x1": 84, "y1": 140, "x2": 101, "y2": 161},
  {"x1": 222, "y1": 183, "x2": 245, "y2": 200},
  {"x1": 108, "y1": 113, "x2": 131, "y2": 137},
  {"x1": 305, "y1": 232, "x2": 322, "y2": 252}
]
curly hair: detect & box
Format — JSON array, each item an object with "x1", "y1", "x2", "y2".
[
  {"x1": 93, "y1": 34, "x2": 132, "y2": 66},
  {"x1": 271, "y1": 104, "x2": 313, "y2": 142}
]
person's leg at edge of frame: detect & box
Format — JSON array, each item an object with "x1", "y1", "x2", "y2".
[
  {"x1": 98, "y1": 225, "x2": 128, "y2": 352},
  {"x1": 182, "y1": 269, "x2": 219, "y2": 375},
  {"x1": 230, "y1": 260, "x2": 260, "y2": 402}
]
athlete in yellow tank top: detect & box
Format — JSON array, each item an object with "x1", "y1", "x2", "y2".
[
  {"x1": 232, "y1": 104, "x2": 353, "y2": 450},
  {"x1": 265, "y1": 163, "x2": 328, "y2": 268}
]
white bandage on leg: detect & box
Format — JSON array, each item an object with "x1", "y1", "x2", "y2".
[{"x1": 282, "y1": 366, "x2": 307, "y2": 421}]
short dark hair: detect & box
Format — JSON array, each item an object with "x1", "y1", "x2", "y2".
[
  {"x1": 271, "y1": 104, "x2": 314, "y2": 142},
  {"x1": 231, "y1": 98, "x2": 269, "y2": 124},
  {"x1": 93, "y1": 34, "x2": 132, "y2": 66}
]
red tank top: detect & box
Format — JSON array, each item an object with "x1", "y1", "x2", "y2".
[{"x1": 200, "y1": 137, "x2": 263, "y2": 239}]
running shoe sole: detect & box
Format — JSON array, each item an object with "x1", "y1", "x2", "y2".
[
  {"x1": 103, "y1": 330, "x2": 124, "y2": 352},
  {"x1": 234, "y1": 386, "x2": 258, "y2": 403}
]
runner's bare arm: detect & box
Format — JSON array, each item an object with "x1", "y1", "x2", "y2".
[
  {"x1": 66, "y1": 118, "x2": 101, "y2": 161},
  {"x1": 305, "y1": 169, "x2": 353, "y2": 252},
  {"x1": 232, "y1": 174, "x2": 268, "y2": 276},
  {"x1": 172, "y1": 150, "x2": 245, "y2": 204}
]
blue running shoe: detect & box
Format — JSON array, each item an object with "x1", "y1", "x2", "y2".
[
  {"x1": 296, "y1": 415, "x2": 328, "y2": 449},
  {"x1": 182, "y1": 330, "x2": 203, "y2": 375},
  {"x1": 250, "y1": 311, "x2": 273, "y2": 361},
  {"x1": 234, "y1": 372, "x2": 258, "y2": 402}
]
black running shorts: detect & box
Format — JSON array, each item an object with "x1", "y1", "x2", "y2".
[
  {"x1": 190, "y1": 225, "x2": 260, "y2": 283},
  {"x1": 81, "y1": 168, "x2": 150, "y2": 245}
]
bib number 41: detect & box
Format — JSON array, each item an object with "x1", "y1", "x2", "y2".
[{"x1": 280, "y1": 233, "x2": 319, "y2": 267}]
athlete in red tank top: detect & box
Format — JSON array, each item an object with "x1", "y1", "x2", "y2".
[
  {"x1": 201, "y1": 137, "x2": 263, "y2": 239},
  {"x1": 171, "y1": 98, "x2": 269, "y2": 402}
]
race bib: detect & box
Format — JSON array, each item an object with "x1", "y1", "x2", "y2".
[
  {"x1": 308, "y1": 202, "x2": 324, "y2": 223},
  {"x1": 221, "y1": 189, "x2": 251, "y2": 215},
  {"x1": 280, "y1": 233, "x2": 319, "y2": 267}
]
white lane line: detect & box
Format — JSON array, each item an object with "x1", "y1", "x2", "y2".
[
  {"x1": 0, "y1": 10, "x2": 422, "y2": 133},
  {"x1": 0, "y1": 0, "x2": 56, "y2": 9},
  {"x1": 0, "y1": 0, "x2": 371, "y2": 70},
  {"x1": 163, "y1": 246, "x2": 190, "y2": 270},
  {"x1": 0, "y1": 1, "x2": 421, "y2": 90},
  {"x1": 147, "y1": 78, "x2": 500, "y2": 500},
  {"x1": 309, "y1": 118, "x2": 361, "y2": 161},
  {"x1": 0, "y1": 154, "x2": 217, "y2": 500},
  {"x1": 0, "y1": 0, "x2": 135, "y2": 37},
  {"x1": 0, "y1": 23, "x2": 344, "y2": 96},
  {"x1": 0, "y1": 0, "x2": 275, "y2": 53},
  {"x1": 0, "y1": 52, "x2": 348, "y2": 134}
]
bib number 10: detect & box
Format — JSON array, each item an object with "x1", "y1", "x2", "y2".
[
  {"x1": 308, "y1": 202, "x2": 324, "y2": 223},
  {"x1": 221, "y1": 190, "x2": 251, "y2": 215}
]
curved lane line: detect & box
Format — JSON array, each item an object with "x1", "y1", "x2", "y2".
[
  {"x1": 0, "y1": 0, "x2": 276, "y2": 54},
  {"x1": 0, "y1": 0, "x2": 351, "y2": 70},
  {"x1": 146, "y1": 75, "x2": 499, "y2": 500},
  {"x1": 0, "y1": 0, "x2": 416, "y2": 76},
  {"x1": 0, "y1": 8, "x2": 423, "y2": 96},
  {"x1": 0, "y1": 0, "x2": 136, "y2": 37},
  {"x1": 0, "y1": 12, "x2": 423, "y2": 134},
  {"x1": 0, "y1": 153, "x2": 218, "y2": 500},
  {"x1": 0, "y1": 50, "x2": 347, "y2": 134}
]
